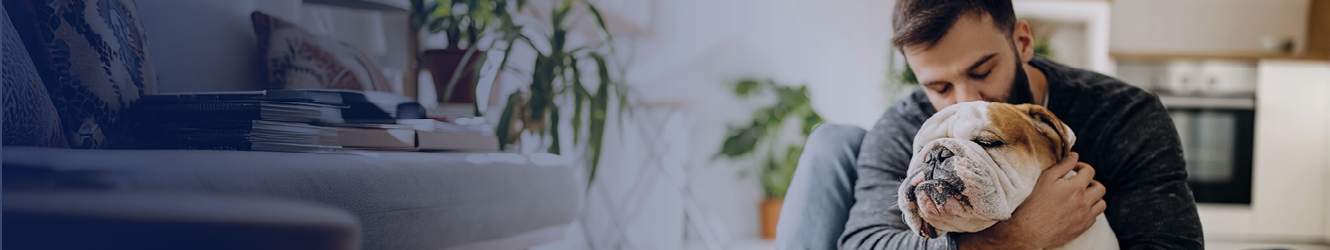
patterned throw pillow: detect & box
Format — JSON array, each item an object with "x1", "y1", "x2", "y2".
[
  {"x1": 3, "y1": 3, "x2": 65, "y2": 148},
  {"x1": 251, "y1": 11, "x2": 391, "y2": 92},
  {"x1": 5, "y1": 0, "x2": 159, "y2": 149}
]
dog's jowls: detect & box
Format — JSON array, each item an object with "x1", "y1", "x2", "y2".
[{"x1": 898, "y1": 101, "x2": 1117, "y2": 250}]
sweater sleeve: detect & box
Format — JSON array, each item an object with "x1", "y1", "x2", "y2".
[
  {"x1": 840, "y1": 92, "x2": 957, "y2": 250},
  {"x1": 1095, "y1": 93, "x2": 1205, "y2": 249}
]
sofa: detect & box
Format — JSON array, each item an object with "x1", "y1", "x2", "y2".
[
  {"x1": 4, "y1": 147, "x2": 580, "y2": 250},
  {"x1": 2, "y1": 0, "x2": 583, "y2": 248}
]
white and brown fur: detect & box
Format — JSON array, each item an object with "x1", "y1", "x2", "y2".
[{"x1": 898, "y1": 101, "x2": 1117, "y2": 250}]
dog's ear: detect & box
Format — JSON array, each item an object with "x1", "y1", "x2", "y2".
[{"x1": 1016, "y1": 104, "x2": 1076, "y2": 158}]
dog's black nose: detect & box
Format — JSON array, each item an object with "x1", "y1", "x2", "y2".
[
  {"x1": 929, "y1": 147, "x2": 954, "y2": 163},
  {"x1": 925, "y1": 147, "x2": 955, "y2": 180},
  {"x1": 919, "y1": 146, "x2": 965, "y2": 206}
]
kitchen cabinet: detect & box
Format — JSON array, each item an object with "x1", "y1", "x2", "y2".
[
  {"x1": 1319, "y1": 62, "x2": 1330, "y2": 244},
  {"x1": 1110, "y1": 0, "x2": 1311, "y2": 55},
  {"x1": 1208, "y1": 60, "x2": 1330, "y2": 241},
  {"x1": 1110, "y1": 0, "x2": 1330, "y2": 62}
]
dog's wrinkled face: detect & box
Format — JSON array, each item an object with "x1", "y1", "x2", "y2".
[{"x1": 899, "y1": 101, "x2": 1075, "y2": 238}]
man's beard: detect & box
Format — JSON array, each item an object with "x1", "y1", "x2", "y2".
[
  {"x1": 1001, "y1": 43, "x2": 1034, "y2": 104},
  {"x1": 1005, "y1": 59, "x2": 1034, "y2": 104}
]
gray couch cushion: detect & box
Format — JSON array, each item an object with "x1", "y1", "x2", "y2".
[
  {"x1": 2, "y1": 3, "x2": 63, "y2": 147},
  {"x1": 5, "y1": 191, "x2": 361, "y2": 250},
  {"x1": 3, "y1": 147, "x2": 580, "y2": 250}
]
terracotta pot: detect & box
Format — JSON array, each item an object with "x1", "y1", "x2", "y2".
[
  {"x1": 423, "y1": 48, "x2": 486, "y2": 104},
  {"x1": 761, "y1": 198, "x2": 783, "y2": 240}
]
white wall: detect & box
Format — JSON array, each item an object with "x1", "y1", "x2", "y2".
[
  {"x1": 579, "y1": 0, "x2": 899, "y2": 246},
  {"x1": 1110, "y1": 0, "x2": 1310, "y2": 53},
  {"x1": 631, "y1": 0, "x2": 897, "y2": 243},
  {"x1": 136, "y1": 0, "x2": 409, "y2": 93},
  {"x1": 626, "y1": 0, "x2": 898, "y2": 126},
  {"x1": 136, "y1": 0, "x2": 293, "y2": 92},
  {"x1": 1013, "y1": 0, "x2": 1113, "y2": 74}
]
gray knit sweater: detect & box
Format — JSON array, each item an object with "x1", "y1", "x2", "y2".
[{"x1": 841, "y1": 57, "x2": 1204, "y2": 249}]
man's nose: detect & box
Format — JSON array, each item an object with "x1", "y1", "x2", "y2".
[{"x1": 952, "y1": 84, "x2": 982, "y2": 103}]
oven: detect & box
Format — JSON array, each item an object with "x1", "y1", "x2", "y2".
[
  {"x1": 1119, "y1": 59, "x2": 1258, "y2": 205},
  {"x1": 1168, "y1": 104, "x2": 1254, "y2": 204}
]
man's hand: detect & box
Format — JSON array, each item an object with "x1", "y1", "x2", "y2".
[{"x1": 956, "y1": 152, "x2": 1107, "y2": 250}]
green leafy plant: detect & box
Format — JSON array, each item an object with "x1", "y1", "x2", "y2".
[
  {"x1": 410, "y1": 0, "x2": 519, "y2": 50},
  {"x1": 411, "y1": 0, "x2": 626, "y2": 191},
  {"x1": 716, "y1": 79, "x2": 824, "y2": 198},
  {"x1": 489, "y1": 0, "x2": 628, "y2": 191}
]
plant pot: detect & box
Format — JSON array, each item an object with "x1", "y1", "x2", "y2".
[
  {"x1": 423, "y1": 48, "x2": 487, "y2": 104},
  {"x1": 760, "y1": 198, "x2": 783, "y2": 240}
]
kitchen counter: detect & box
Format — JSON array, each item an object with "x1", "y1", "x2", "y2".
[{"x1": 1206, "y1": 241, "x2": 1330, "y2": 250}]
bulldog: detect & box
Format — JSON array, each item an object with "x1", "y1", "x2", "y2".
[{"x1": 898, "y1": 101, "x2": 1118, "y2": 249}]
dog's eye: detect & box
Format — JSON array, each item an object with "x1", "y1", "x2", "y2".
[{"x1": 974, "y1": 139, "x2": 1004, "y2": 148}]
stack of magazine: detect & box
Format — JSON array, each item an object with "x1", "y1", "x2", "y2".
[
  {"x1": 331, "y1": 118, "x2": 498, "y2": 151},
  {"x1": 124, "y1": 90, "x2": 497, "y2": 153}
]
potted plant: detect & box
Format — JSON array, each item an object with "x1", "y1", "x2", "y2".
[
  {"x1": 412, "y1": 0, "x2": 623, "y2": 197},
  {"x1": 409, "y1": 0, "x2": 520, "y2": 104},
  {"x1": 411, "y1": 1, "x2": 626, "y2": 181},
  {"x1": 484, "y1": 2, "x2": 630, "y2": 247},
  {"x1": 716, "y1": 78, "x2": 824, "y2": 240},
  {"x1": 490, "y1": 0, "x2": 629, "y2": 194}
]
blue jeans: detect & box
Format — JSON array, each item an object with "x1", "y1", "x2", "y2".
[{"x1": 775, "y1": 124, "x2": 866, "y2": 250}]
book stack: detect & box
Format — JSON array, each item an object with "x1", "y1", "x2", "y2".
[
  {"x1": 125, "y1": 90, "x2": 498, "y2": 153},
  {"x1": 331, "y1": 118, "x2": 498, "y2": 151}
]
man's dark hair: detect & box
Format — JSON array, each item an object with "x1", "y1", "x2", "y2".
[{"x1": 891, "y1": 0, "x2": 1018, "y2": 49}]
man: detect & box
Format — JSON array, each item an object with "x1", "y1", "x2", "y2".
[{"x1": 774, "y1": 0, "x2": 1203, "y2": 249}]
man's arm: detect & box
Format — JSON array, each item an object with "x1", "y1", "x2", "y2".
[
  {"x1": 1096, "y1": 95, "x2": 1204, "y2": 249},
  {"x1": 839, "y1": 94, "x2": 959, "y2": 250}
]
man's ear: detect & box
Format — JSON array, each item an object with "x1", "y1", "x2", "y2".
[
  {"x1": 1017, "y1": 104, "x2": 1075, "y2": 158},
  {"x1": 1013, "y1": 19, "x2": 1035, "y2": 64}
]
